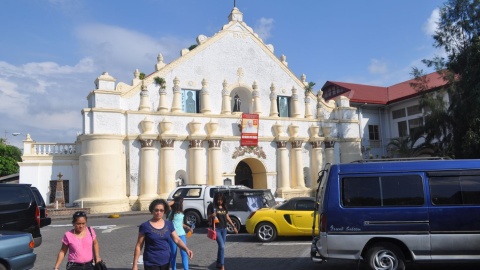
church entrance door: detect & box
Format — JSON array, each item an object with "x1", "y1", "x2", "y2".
[
  {"x1": 235, "y1": 161, "x2": 252, "y2": 188},
  {"x1": 233, "y1": 158, "x2": 267, "y2": 189}
]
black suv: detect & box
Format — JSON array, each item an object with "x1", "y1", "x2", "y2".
[{"x1": 0, "y1": 184, "x2": 51, "y2": 247}]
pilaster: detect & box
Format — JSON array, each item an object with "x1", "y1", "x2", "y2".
[
  {"x1": 139, "y1": 81, "x2": 150, "y2": 111},
  {"x1": 252, "y1": 81, "x2": 262, "y2": 114},
  {"x1": 200, "y1": 78, "x2": 212, "y2": 114},
  {"x1": 221, "y1": 79, "x2": 231, "y2": 115},
  {"x1": 171, "y1": 77, "x2": 182, "y2": 113},
  {"x1": 269, "y1": 83, "x2": 279, "y2": 117},
  {"x1": 291, "y1": 86, "x2": 301, "y2": 118}
]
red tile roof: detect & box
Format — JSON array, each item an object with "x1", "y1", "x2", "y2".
[{"x1": 322, "y1": 71, "x2": 448, "y2": 105}]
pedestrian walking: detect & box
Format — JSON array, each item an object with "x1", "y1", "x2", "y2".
[
  {"x1": 168, "y1": 197, "x2": 193, "y2": 270},
  {"x1": 53, "y1": 211, "x2": 102, "y2": 270},
  {"x1": 132, "y1": 199, "x2": 193, "y2": 270},
  {"x1": 207, "y1": 192, "x2": 238, "y2": 270}
]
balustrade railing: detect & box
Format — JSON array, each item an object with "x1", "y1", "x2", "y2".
[{"x1": 31, "y1": 143, "x2": 78, "y2": 156}]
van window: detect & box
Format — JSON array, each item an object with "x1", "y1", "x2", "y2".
[
  {"x1": 342, "y1": 175, "x2": 424, "y2": 207},
  {"x1": 430, "y1": 175, "x2": 480, "y2": 205},
  {"x1": 0, "y1": 187, "x2": 31, "y2": 210}
]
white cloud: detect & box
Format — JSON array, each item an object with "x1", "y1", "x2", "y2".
[
  {"x1": 75, "y1": 23, "x2": 190, "y2": 83},
  {"x1": 254, "y1": 18, "x2": 274, "y2": 41},
  {"x1": 368, "y1": 59, "x2": 388, "y2": 75},
  {"x1": 423, "y1": 8, "x2": 440, "y2": 36}
]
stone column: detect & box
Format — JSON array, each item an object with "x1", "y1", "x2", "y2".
[
  {"x1": 322, "y1": 126, "x2": 335, "y2": 164},
  {"x1": 171, "y1": 77, "x2": 182, "y2": 113},
  {"x1": 206, "y1": 121, "x2": 222, "y2": 186},
  {"x1": 208, "y1": 139, "x2": 222, "y2": 186},
  {"x1": 139, "y1": 81, "x2": 150, "y2": 111},
  {"x1": 252, "y1": 81, "x2": 262, "y2": 114},
  {"x1": 269, "y1": 83, "x2": 279, "y2": 117},
  {"x1": 159, "y1": 138, "x2": 176, "y2": 198},
  {"x1": 289, "y1": 124, "x2": 306, "y2": 189},
  {"x1": 139, "y1": 139, "x2": 157, "y2": 208},
  {"x1": 273, "y1": 122, "x2": 290, "y2": 197},
  {"x1": 291, "y1": 86, "x2": 301, "y2": 118},
  {"x1": 157, "y1": 118, "x2": 176, "y2": 198},
  {"x1": 138, "y1": 117, "x2": 158, "y2": 208},
  {"x1": 77, "y1": 134, "x2": 129, "y2": 213},
  {"x1": 221, "y1": 79, "x2": 231, "y2": 115},
  {"x1": 200, "y1": 78, "x2": 212, "y2": 114},
  {"x1": 188, "y1": 120, "x2": 206, "y2": 184},
  {"x1": 309, "y1": 125, "x2": 323, "y2": 189}
]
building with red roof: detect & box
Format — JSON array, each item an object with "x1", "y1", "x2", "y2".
[{"x1": 321, "y1": 71, "x2": 449, "y2": 158}]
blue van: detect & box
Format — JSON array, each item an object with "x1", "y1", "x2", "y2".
[{"x1": 310, "y1": 159, "x2": 480, "y2": 270}]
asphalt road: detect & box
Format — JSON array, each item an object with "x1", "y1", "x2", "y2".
[{"x1": 33, "y1": 214, "x2": 479, "y2": 270}]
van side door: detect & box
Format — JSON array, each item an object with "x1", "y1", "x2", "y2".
[{"x1": 428, "y1": 171, "x2": 480, "y2": 260}]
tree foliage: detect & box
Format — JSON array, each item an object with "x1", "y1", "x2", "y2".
[
  {"x1": 414, "y1": 0, "x2": 480, "y2": 158},
  {"x1": 0, "y1": 142, "x2": 22, "y2": 177}
]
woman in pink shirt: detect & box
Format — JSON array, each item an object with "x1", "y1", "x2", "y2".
[{"x1": 54, "y1": 211, "x2": 102, "y2": 270}]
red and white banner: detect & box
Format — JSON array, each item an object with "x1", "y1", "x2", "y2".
[{"x1": 241, "y1": 114, "x2": 259, "y2": 146}]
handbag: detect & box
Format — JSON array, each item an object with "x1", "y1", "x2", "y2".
[
  {"x1": 207, "y1": 219, "x2": 217, "y2": 240},
  {"x1": 87, "y1": 227, "x2": 108, "y2": 270}
]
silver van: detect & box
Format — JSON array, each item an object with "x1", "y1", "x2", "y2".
[{"x1": 311, "y1": 159, "x2": 480, "y2": 270}]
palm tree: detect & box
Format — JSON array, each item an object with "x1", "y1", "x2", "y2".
[{"x1": 304, "y1": 82, "x2": 315, "y2": 96}]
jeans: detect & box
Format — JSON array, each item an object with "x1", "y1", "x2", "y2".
[
  {"x1": 215, "y1": 228, "x2": 227, "y2": 266},
  {"x1": 169, "y1": 235, "x2": 189, "y2": 270}
]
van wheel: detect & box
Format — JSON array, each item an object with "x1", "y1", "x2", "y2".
[
  {"x1": 0, "y1": 264, "x2": 6, "y2": 270},
  {"x1": 227, "y1": 217, "x2": 241, "y2": 233},
  {"x1": 364, "y1": 242, "x2": 405, "y2": 270},
  {"x1": 184, "y1": 211, "x2": 201, "y2": 226},
  {"x1": 255, "y1": 222, "x2": 277, "y2": 242}
]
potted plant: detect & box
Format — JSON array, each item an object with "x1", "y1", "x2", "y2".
[{"x1": 154, "y1": 76, "x2": 166, "y2": 89}]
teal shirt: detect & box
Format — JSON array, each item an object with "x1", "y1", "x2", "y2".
[{"x1": 171, "y1": 212, "x2": 186, "y2": 236}]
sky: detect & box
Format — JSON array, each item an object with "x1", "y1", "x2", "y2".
[{"x1": 0, "y1": 0, "x2": 444, "y2": 149}]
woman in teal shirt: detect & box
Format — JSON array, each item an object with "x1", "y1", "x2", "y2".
[{"x1": 168, "y1": 197, "x2": 193, "y2": 270}]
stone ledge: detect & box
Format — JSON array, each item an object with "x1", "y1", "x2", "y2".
[{"x1": 46, "y1": 207, "x2": 91, "y2": 216}]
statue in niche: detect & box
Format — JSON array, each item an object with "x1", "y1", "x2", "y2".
[
  {"x1": 233, "y1": 93, "x2": 241, "y2": 112},
  {"x1": 185, "y1": 91, "x2": 196, "y2": 113},
  {"x1": 279, "y1": 96, "x2": 288, "y2": 117}
]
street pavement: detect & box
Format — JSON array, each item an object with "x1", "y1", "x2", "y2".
[{"x1": 34, "y1": 212, "x2": 479, "y2": 270}]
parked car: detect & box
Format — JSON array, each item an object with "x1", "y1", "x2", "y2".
[
  {"x1": 311, "y1": 159, "x2": 480, "y2": 270},
  {"x1": 246, "y1": 197, "x2": 318, "y2": 242},
  {"x1": 0, "y1": 230, "x2": 37, "y2": 270},
  {"x1": 167, "y1": 184, "x2": 250, "y2": 226},
  {"x1": 216, "y1": 188, "x2": 276, "y2": 233},
  {"x1": 0, "y1": 184, "x2": 51, "y2": 247},
  {"x1": 167, "y1": 184, "x2": 276, "y2": 233}
]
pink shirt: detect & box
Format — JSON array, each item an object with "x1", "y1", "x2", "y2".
[{"x1": 62, "y1": 228, "x2": 96, "y2": 263}]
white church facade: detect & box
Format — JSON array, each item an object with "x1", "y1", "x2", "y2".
[{"x1": 19, "y1": 7, "x2": 362, "y2": 213}]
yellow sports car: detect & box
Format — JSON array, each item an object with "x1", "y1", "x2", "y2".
[{"x1": 245, "y1": 197, "x2": 319, "y2": 242}]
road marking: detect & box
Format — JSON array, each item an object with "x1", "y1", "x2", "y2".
[{"x1": 262, "y1": 242, "x2": 310, "y2": 246}]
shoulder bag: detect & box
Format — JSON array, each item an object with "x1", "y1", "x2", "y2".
[
  {"x1": 87, "y1": 227, "x2": 108, "y2": 270},
  {"x1": 207, "y1": 218, "x2": 217, "y2": 240}
]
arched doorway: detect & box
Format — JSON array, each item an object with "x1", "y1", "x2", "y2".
[
  {"x1": 235, "y1": 161, "x2": 253, "y2": 188},
  {"x1": 234, "y1": 158, "x2": 267, "y2": 189}
]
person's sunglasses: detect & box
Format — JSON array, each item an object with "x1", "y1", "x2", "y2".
[
  {"x1": 154, "y1": 209, "x2": 165, "y2": 212},
  {"x1": 73, "y1": 211, "x2": 87, "y2": 217}
]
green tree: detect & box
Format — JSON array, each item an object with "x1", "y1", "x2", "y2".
[
  {"x1": 0, "y1": 141, "x2": 22, "y2": 176},
  {"x1": 417, "y1": 0, "x2": 480, "y2": 158}
]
